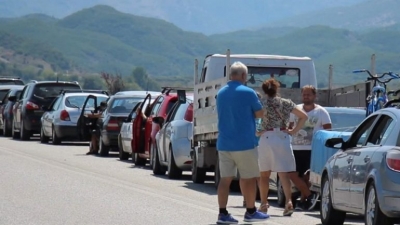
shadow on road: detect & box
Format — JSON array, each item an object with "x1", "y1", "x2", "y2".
[{"x1": 306, "y1": 212, "x2": 364, "y2": 224}]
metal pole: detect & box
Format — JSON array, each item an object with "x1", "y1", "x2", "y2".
[
  {"x1": 226, "y1": 49, "x2": 231, "y2": 82},
  {"x1": 194, "y1": 59, "x2": 198, "y2": 85}
]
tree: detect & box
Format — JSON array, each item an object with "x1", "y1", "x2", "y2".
[
  {"x1": 100, "y1": 72, "x2": 125, "y2": 94},
  {"x1": 131, "y1": 67, "x2": 160, "y2": 91}
]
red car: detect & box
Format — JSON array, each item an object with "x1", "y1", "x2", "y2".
[{"x1": 131, "y1": 88, "x2": 183, "y2": 166}]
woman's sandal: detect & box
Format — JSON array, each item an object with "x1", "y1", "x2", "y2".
[
  {"x1": 258, "y1": 203, "x2": 270, "y2": 213},
  {"x1": 283, "y1": 202, "x2": 294, "y2": 216}
]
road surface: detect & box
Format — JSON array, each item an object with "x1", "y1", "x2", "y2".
[{"x1": 0, "y1": 136, "x2": 365, "y2": 225}]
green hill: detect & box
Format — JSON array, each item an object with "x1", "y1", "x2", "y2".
[{"x1": 1, "y1": 5, "x2": 400, "y2": 88}]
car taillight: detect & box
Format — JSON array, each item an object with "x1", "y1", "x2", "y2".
[
  {"x1": 26, "y1": 101, "x2": 39, "y2": 110},
  {"x1": 387, "y1": 158, "x2": 400, "y2": 172},
  {"x1": 184, "y1": 104, "x2": 193, "y2": 122},
  {"x1": 60, "y1": 110, "x2": 70, "y2": 121},
  {"x1": 107, "y1": 119, "x2": 119, "y2": 131}
]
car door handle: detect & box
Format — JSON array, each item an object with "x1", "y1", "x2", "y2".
[
  {"x1": 347, "y1": 157, "x2": 353, "y2": 163},
  {"x1": 364, "y1": 156, "x2": 370, "y2": 163}
]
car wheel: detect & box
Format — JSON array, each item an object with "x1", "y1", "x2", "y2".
[
  {"x1": 11, "y1": 118, "x2": 19, "y2": 139},
  {"x1": 133, "y1": 152, "x2": 146, "y2": 166},
  {"x1": 320, "y1": 175, "x2": 346, "y2": 225},
  {"x1": 98, "y1": 135, "x2": 110, "y2": 156},
  {"x1": 40, "y1": 126, "x2": 49, "y2": 143},
  {"x1": 118, "y1": 135, "x2": 129, "y2": 160},
  {"x1": 365, "y1": 183, "x2": 396, "y2": 225},
  {"x1": 4, "y1": 119, "x2": 12, "y2": 137},
  {"x1": 52, "y1": 126, "x2": 61, "y2": 145},
  {"x1": 20, "y1": 120, "x2": 30, "y2": 140},
  {"x1": 167, "y1": 145, "x2": 182, "y2": 179},
  {"x1": 191, "y1": 152, "x2": 206, "y2": 184},
  {"x1": 152, "y1": 145, "x2": 166, "y2": 175}
]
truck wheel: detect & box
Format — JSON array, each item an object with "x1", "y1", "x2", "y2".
[
  {"x1": 192, "y1": 152, "x2": 206, "y2": 184},
  {"x1": 320, "y1": 175, "x2": 346, "y2": 225}
]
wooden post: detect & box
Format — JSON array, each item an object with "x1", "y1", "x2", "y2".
[{"x1": 328, "y1": 65, "x2": 333, "y2": 106}]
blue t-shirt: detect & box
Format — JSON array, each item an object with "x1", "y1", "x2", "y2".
[{"x1": 216, "y1": 81, "x2": 263, "y2": 151}]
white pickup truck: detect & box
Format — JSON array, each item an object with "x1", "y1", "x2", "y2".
[{"x1": 190, "y1": 49, "x2": 319, "y2": 197}]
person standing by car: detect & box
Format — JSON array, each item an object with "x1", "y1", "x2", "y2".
[
  {"x1": 216, "y1": 61, "x2": 269, "y2": 224},
  {"x1": 257, "y1": 78, "x2": 308, "y2": 216},
  {"x1": 288, "y1": 85, "x2": 332, "y2": 211},
  {"x1": 86, "y1": 101, "x2": 107, "y2": 155}
]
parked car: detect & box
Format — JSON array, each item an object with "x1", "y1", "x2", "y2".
[
  {"x1": 0, "y1": 76, "x2": 24, "y2": 85},
  {"x1": 12, "y1": 81, "x2": 82, "y2": 140},
  {"x1": 40, "y1": 91, "x2": 109, "y2": 145},
  {"x1": 119, "y1": 97, "x2": 156, "y2": 160},
  {"x1": 131, "y1": 88, "x2": 181, "y2": 166},
  {"x1": 0, "y1": 85, "x2": 24, "y2": 136},
  {"x1": 96, "y1": 92, "x2": 153, "y2": 156},
  {"x1": 317, "y1": 108, "x2": 400, "y2": 225},
  {"x1": 270, "y1": 107, "x2": 366, "y2": 207},
  {"x1": 152, "y1": 95, "x2": 193, "y2": 179}
]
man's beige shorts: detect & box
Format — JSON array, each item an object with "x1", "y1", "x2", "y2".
[{"x1": 218, "y1": 148, "x2": 260, "y2": 179}]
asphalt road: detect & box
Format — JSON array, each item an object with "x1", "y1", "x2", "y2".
[{"x1": 0, "y1": 136, "x2": 366, "y2": 225}]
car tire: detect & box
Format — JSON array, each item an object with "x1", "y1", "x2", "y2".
[
  {"x1": 191, "y1": 152, "x2": 206, "y2": 184},
  {"x1": 12, "y1": 118, "x2": 19, "y2": 139},
  {"x1": 133, "y1": 152, "x2": 146, "y2": 166},
  {"x1": 20, "y1": 120, "x2": 30, "y2": 141},
  {"x1": 118, "y1": 134, "x2": 129, "y2": 160},
  {"x1": 52, "y1": 126, "x2": 61, "y2": 145},
  {"x1": 320, "y1": 175, "x2": 346, "y2": 225},
  {"x1": 365, "y1": 183, "x2": 396, "y2": 225},
  {"x1": 99, "y1": 135, "x2": 110, "y2": 156},
  {"x1": 152, "y1": 145, "x2": 166, "y2": 175},
  {"x1": 40, "y1": 126, "x2": 49, "y2": 143},
  {"x1": 167, "y1": 145, "x2": 182, "y2": 179},
  {"x1": 4, "y1": 119, "x2": 12, "y2": 137}
]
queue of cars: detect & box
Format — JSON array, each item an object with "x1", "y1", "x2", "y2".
[{"x1": 1, "y1": 78, "x2": 399, "y2": 225}]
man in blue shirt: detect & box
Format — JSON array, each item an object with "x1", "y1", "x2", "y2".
[{"x1": 216, "y1": 61, "x2": 268, "y2": 224}]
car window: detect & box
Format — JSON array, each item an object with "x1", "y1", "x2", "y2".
[
  {"x1": 150, "y1": 102, "x2": 161, "y2": 116},
  {"x1": 108, "y1": 97, "x2": 142, "y2": 113},
  {"x1": 330, "y1": 111, "x2": 366, "y2": 132},
  {"x1": 0, "y1": 89, "x2": 9, "y2": 101},
  {"x1": 348, "y1": 115, "x2": 378, "y2": 147},
  {"x1": 173, "y1": 103, "x2": 189, "y2": 121},
  {"x1": 51, "y1": 97, "x2": 62, "y2": 111},
  {"x1": 65, "y1": 96, "x2": 108, "y2": 108},
  {"x1": 166, "y1": 100, "x2": 177, "y2": 115},
  {"x1": 33, "y1": 83, "x2": 80, "y2": 99},
  {"x1": 165, "y1": 103, "x2": 179, "y2": 122},
  {"x1": 366, "y1": 115, "x2": 395, "y2": 146}
]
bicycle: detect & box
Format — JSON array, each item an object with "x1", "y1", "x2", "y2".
[
  {"x1": 352, "y1": 69, "x2": 400, "y2": 116},
  {"x1": 384, "y1": 89, "x2": 400, "y2": 108}
]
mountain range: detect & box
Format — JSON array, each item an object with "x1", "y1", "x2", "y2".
[{"x1": 1, "y1": 4, "x2": 400, "y2": 88}]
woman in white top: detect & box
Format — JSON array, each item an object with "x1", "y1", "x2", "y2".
[{"x1": 257, "y1": 79, "x2": 308, "y2": 216}]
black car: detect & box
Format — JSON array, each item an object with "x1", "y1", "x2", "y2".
[
  {"x1": 0, "y1": 85, "x2": 24, "y2": 136},
  {"x1": 0, "y1": 76, "x2": 24, "y2": 86},
  {"x1": 12, "y1": 80, "x2": 82, "y2": 140}
]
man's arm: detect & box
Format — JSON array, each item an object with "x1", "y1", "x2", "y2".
[
  {"x1": 249, "y1": 91, "x2": 263, "y2": 118},
  {"x1": 320, "y1": 108, "x2": 332, "y2": 130}
]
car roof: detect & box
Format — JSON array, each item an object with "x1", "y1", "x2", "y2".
[
  {"x1": 63, "y1": 93, "x2": 109, "y2": 98},
  {"x1": 29, "y1": 81, "x2": 80, "y2": 85},
  {"x1": 372, "y1": 107, "x2": 400, "y2": 117},
  {"x1": 114, "y1": 91, "x2": 161, "y2": 96},
  {"x1": 0, "y1": 85, "x2": 25, "y2": 90},
  {"x1": 325, "y1": 107, "x2": 365, "y2": 114}
]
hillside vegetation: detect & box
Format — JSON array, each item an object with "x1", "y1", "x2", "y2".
[{"x1": 1, "y1": 5, "x2": 400, "y2": 88}]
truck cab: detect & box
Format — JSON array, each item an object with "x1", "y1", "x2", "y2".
[{"x1": 191, "y1": 50, "x2": 318, "y2": 186}]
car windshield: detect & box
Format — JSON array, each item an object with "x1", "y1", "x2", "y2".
[
  {"x1": 330, "y1": 111, "x2": 366, "y2": 132},
  {"x1": 33, "y1": 84, "x2": 81, "y2": 99},
  {"x1": 65, "y1": 96, "x2": 108, "y2": 108},
  {"x1": 108, "y1": 97, "x2": 143, "y2": 113}
]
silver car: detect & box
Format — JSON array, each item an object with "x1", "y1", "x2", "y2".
[
  {"x1": 153, "y1": 96, "x2": 193, "y2": 179},
  {"x1": 40, "y1": 92, "x2": 109, "y2": 145},
  {"x1": 319, "y1": 108, "x2": 400, "y2": 225}
]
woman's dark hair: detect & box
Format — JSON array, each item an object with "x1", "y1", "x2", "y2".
[{"x1": 261, "y1": 78, "x2": 280, "y2": 97}]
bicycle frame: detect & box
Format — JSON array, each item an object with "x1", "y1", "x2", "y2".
[{"x1": 353, "y1": 69, "x2": 400, "y2": 116}]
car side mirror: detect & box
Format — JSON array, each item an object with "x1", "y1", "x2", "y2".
[
  {"x1": 8, "y1": 96, "x2": 16, "y2": 102},
  {"x1": 325, "y1": 138, "x2": 345, "y2": 149},
  {"x1": 153, "y1": 116, "x2": 165, "y2": 126}
]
